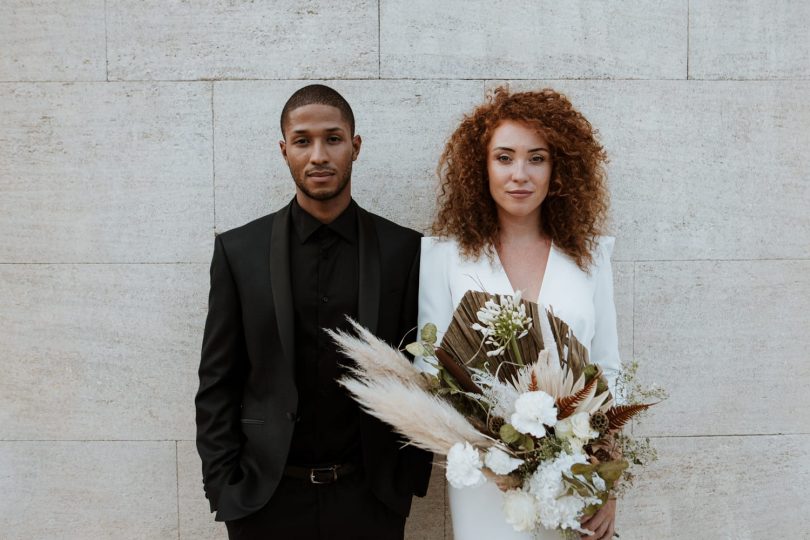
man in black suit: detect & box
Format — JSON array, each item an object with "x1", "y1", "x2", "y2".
[{"x1": 195, "y1": 84, "x2": 432, "y2": 539}]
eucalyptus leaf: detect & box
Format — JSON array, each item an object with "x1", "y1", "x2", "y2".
[
  {"x1": 500, "y1": 423, "x2": 521, "y2": 444},
  {"x1": 596, "y1": 460, "x2": 629, "y2": 484},
  {"x1": 571, "y1": 463, "x2": 596, "y2": 476},
  {"x1": 405, "y1": 342, "x2": 427, "y2": 357},
  {"x1": 421, "y1": 323, "x2": 438, "y2": 345}
]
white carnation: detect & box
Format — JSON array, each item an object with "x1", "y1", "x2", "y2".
[
  {"x1": 511, "y1": 391, "x2": 557, "y2": 437},
  {"x1": 570, "y1": 412, "x2": 598, "y2": 441},
  {"x1": 484, "y1": 446, "x2": 524, "y2": 475},
  {"x1": 502, "y1": 489, "x2": 539, "y2": 532},
  {"x1": 446, "y1": 442, "x2": 485, "y2": 489}
]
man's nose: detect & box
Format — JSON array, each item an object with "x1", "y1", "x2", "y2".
[{"x1": 310, "y1": 140, "x2": 328, "y2": 164}]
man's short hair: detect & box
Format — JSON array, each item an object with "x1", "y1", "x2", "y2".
[{"x1": 280, "y1": 84, "x2": 355, "y2": 138}]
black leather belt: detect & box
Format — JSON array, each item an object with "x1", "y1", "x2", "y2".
[{"x1": 283, "y1": 463, "x2": 358, "y2": 484}]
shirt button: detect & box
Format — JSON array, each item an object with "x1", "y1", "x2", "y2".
[{"x1": 322, "y1": 296, "x2": 329, "y2": 303}]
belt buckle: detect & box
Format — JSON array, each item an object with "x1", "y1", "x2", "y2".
[{"x1": 309, "y1": 465, "x2": 338, "y2": 484}]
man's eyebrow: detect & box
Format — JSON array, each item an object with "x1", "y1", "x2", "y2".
[{"x1": 291, "y1": 126, "x2": 346, "y2": 134}]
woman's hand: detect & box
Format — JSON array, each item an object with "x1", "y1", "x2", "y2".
[
  {"x1": 580, "y1": 498, "x2": 616, "y2": 539},
  {"x1": 481, "y1": 468, "x2": 520, "y2": 492}
]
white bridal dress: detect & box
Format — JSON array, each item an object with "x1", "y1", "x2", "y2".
[{"x1": 417, "y1": 236, "x2": 621, "y2": 540}]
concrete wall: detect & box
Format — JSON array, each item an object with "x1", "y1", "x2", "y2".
[{"x1": 1, "y1": 1, "x2": 808, "y2": 538}]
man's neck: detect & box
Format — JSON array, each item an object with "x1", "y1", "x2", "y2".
[{"x1": 295, "y1": 191, "x2": 352, "y2": 224}]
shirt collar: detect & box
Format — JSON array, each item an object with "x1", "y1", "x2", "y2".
[{"x1": 291, "y1": 198, "x2": 358, "y2": 244}]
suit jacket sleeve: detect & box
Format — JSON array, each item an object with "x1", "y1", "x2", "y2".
[{"x1": 195, "y1": 234, "x2": 248, "y2": 512}]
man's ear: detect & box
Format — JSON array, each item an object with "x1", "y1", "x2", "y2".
[
  {"x1": 351, "y1": 134, "x2": 362, "y2": 161},
  {"x1": 279, "y1": 139, "x2": 288, "y2": 163}
]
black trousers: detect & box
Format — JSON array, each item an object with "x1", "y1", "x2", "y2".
[{"x1": 225, "y1": 471, "x2": 405, "y2": 540}]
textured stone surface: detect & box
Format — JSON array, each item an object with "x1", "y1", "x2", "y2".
[
  {"x1": 690, "y1": 0, "x2": 810, "y2": 79},
  {"x1": 614, "y1": 262, "x2": 634, "y2": 365},
  {"x1": 405, "y1": 464, "x2": 445, "y2": 539},
  {"x1": 213, "y1": 79, "x2": 484, "y2": 233},
  {"x1": 107, "y1": 0, "x2": 378, "y2": 81},
  {"x1": 633, "y1": 260, "x2": 810, "y2": 436},
  {"x1": 0, "y1": 82, "x2": 213, "y2": 263},
  {"x1": 0, "y1": 1, "x2": 106, "y2": 82},
  {"x1": 490, "y1": 80, "x2": 810, "y2": 261},
  {"x1": 0, "y1": 263, "x2": 208, "y2": 440},
  {"x1": 178, "y1": 441, "x2": 226, "y2": 540},
  {"x1": 616, "y1": 435, "x2": 810, "y2": 538},
  {"x1": 381, "y1": 0, "x2": 687, "y2": 79},
  {"x1": 0, "y1": 441, "x2": 177, "y2": 539}
]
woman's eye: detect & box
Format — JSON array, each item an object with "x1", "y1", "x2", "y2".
[
  {"x1": 531, "y1": 155, "x2": 545, "y2": 163},
  {"x1": 497, "y1": 155, "x2": 511, "y2": 162}
]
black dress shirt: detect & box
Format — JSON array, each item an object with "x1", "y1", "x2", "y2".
[{"x1": 287, "y1": 199, "x2": 362, "y2": 466}]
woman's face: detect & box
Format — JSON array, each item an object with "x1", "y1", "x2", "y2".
[{"x1": 486, "y1": 120, "x2": 553, "y2": 222}]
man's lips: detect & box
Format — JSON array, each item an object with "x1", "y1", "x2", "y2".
[{"x1": 307, "y1": 170, "x2": 336, "y2": 178}]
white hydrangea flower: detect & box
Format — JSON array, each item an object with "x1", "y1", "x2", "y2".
[
  {"x1": 445, "y1": 442, "x2": 485, "y2": 489},
  {"x1": 484, "y1": 446, "x2": 524, "y2": 475},
  {"x1": 527, "y1": 451, "x2": 600, "y2": 533},
  {"x1": 511, "y1": 391, "x2": 558, "y2": 437},
  {"x1": 593, "y1": 474, "x2": 606, "y2": 492},
  {"x1": 502, "y1": 489, "x2": 539, "y2": 532}
]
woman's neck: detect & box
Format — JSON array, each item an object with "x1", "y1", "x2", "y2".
[{"x1": 496, "y1": 210, "x2": 546, "y2": 247}]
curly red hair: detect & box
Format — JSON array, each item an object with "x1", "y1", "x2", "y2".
[{"x1": 432, "y1": 86, "x2": 609, "y2": 271}]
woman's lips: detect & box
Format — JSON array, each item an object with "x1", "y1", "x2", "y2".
[{"x1": 507, "y1": 190, "x2": 533, "y2": 199}]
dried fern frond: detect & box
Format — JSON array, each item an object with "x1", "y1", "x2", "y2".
[
  {"x1": 556, "y1": 376, "x2": 599, "y2": 420},
  {"x1": 606, "y1": 403, "x2": 653, "y2": 431},
  {"x1": 339, "y1": 375, "x2": 492, "y2": 455}
]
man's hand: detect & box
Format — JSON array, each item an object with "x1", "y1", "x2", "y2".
[{"x1": 580, "y1": 497, "x2": 616, "y2": 539}]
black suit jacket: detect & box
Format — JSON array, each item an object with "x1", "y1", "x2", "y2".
[{"x1": 195, "y1": 200, "x2": 432, "y2": 522}]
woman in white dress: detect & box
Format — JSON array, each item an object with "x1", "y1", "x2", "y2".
[{"x1": 418, "y1": 87, "x2": 620, "y2": 539}]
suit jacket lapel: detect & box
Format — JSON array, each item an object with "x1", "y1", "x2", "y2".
[
  {"x1": 269, "y1": 202, "x2": 296, "y2": 369},
  {"x1": 357, "y1": 207, "x2": 380, "y2": 335}
]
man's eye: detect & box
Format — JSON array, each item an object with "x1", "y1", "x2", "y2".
[
  {"x1": 328, "y1": 136, "x2": 342, "y2": 143},
  {"x1": 294, "y1": 139, "x2": 308, "y2": 145}
]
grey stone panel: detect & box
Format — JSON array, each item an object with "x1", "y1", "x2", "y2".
[
  {"x1": 0, "y1": 82, "x2": 213, "y2": 263},
  {"x1": 485, "y1": 79, "x2": 810, "y2": 261},
  {"x1": 0, "y1": 441, "x2": 177, "y2": 539},
  {"x1": 0, "y1": 0, "x2": 106, "y2": 82},
  {"x1": 614, "y1": 262, "x2": 634, "y2": 366},
  {"x1": 178, "y1": 441, "x2": 227, "y2": 540},
  {"x1": 213, "y1": 80, "x2": 484, "y2": 233},
  {"x1": 690, "y1": 0, "x2": 810, "y2": 80},
  {"x1": 616, "y1": 435, "x2": 810, "y2": 538},
  {"x1": 381, "y1": 0, "x2": 687, "y2": 80},
  {"x1": 0, "y1": 263, "x2": 208, "y2": 440},
  {"x1": 107, "y1": 1, "x2": 378, "y2": 81},
  {"x1": 633, "y1": 260, "x2": 810, "y2": 436}
]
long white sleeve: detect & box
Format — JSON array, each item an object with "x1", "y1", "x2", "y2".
[
  {"x1": 589, "y1": 237, "x2": 622, "y2": 396},
  {"x1": 415, "y1": 237, "x2": 455, "y2": 374}
]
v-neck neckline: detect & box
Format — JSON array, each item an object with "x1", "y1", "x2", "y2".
[{"x1": 493, "y1": 240, "x2": 555, "y2": 303}]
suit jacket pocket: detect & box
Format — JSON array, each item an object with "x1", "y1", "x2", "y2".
[{"x1": 240, "y1": 418, "x2": 265, "y2": 425}]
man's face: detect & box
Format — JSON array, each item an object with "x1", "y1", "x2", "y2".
[{"x1": 280, "y1": 104, "x2": 361, "y2": 204}]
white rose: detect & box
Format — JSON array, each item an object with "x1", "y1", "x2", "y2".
[
  {"x1": 502, "y1": 489, "x2": 539, "y2": 532},
  {"x1": 570, "y1": 412, "x2": 598, "y2": 441},
  {"x1": 484, "y1": 446, "x2": 524, "y2": 475},
  {"x1": 511, "y1": 391, "x2": 557, "y2": 437},
  {"x1": 446, "y1": 442, "x2": 485, "y2": 489}
]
